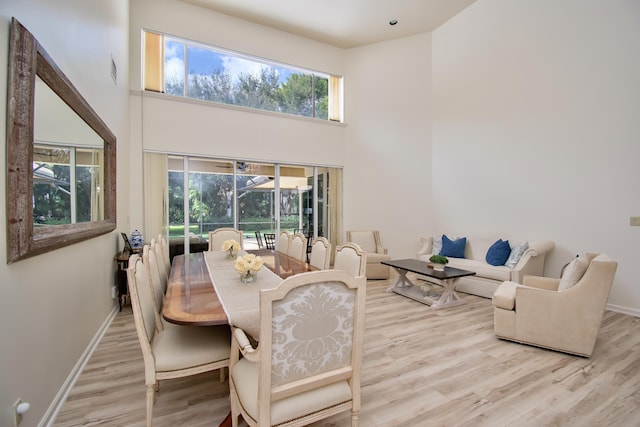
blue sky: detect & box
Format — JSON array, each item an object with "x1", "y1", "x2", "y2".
[{"x1": 165, "y1": 40, "x2": 292, "y2": 84}]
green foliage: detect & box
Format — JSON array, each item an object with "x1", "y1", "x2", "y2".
[
  {"x1": 166, "y1": 65, "x2": 329, "y2": 119},
  {"x1": 429, "y1": 255, "x2": 449, "y2": 265}
]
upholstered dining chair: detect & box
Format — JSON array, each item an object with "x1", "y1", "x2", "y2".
[
  {"x1": 287, "y1": 232, "x2": 307, "y2": 262},
  {"x1": 229, "y1": 270, "x2": 367, "y2": 427},
  {"x1": 333, "y1": 242, "x2": 367, "y2": 277},
  {"x1": 275, "y1": 230, "x2": 291, "y2": 254},
  {"x1": 492, "y1": 253, "x2": 617, "y2": 357},
  {"x1": 149, "y1": 240, "x2": 168, "y2": 292},
  {"x1": 157, "y1": 233, "x2": 171, "y2": 275},
  {"x1": 309, "y1": 237, "x2": 332, "y2": 270},
  {"x1": 346, "y1": 230, "x2": 391, "y2": 279},
  {"x1": 127, "y1": 254, "x2": 231, "y2": 427},
  {"x1": 208, "y1": 228, "x2": 244, "y2": 252},
  {"x1": 142, "y1": 244, "x2": 173, "y2": 332}
]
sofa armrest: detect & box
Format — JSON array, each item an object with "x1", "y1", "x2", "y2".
[
  {"x1": 376, "y1": 245, "x2": 388, "y2": 255},
  {"x1": 522, "y1": 275, "x2": 560, "y2": 291},
  {"x1": 511, "y1": 240, "x2": 555, "y2": 282},
  {"x1": 416, "y1": 237, "x2": 433, "y2": 257}
]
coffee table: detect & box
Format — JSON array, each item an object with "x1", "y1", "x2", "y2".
[{"x1": 382, "y1": 259, "x2": 476, "y2": 310}]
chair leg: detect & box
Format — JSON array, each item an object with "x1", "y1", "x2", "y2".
[
  {"x1": 351, "y1": 413, "x2": 359, "y2": 427},
  {"x1": 146, "y1": 384, "x2": 155, "y2": 427}
]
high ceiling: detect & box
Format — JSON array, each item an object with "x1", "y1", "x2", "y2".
[{"x1": 179, "y1": 0, "x2": 477, "y2": 48}]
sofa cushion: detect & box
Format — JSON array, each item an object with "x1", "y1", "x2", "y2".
[
  {"x1": 505, "y1": 241, "x2": 529, "y2": 268},
  {"x1": 366, "y1": 252, "x2": 391, "y2": 263},
  {"x1": 447, "y1": 258, "x2": 512, "y2": 282},
  {"x1": 492, "y1": 281, "x2": 521, "y2": 310},
  {"x1": 486, "y1": 239, "x2": 511, "y2": 266},
  {"x1": 558, "y1": 254, "x2": 589, "y2": 291},
  {"x1": 441, "y1": 235, "x2": 466, "y2": 258}
]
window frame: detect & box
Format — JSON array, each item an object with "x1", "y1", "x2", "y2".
[{"x1": 143, "y1": 30, "x2": 343, "y2": 122}]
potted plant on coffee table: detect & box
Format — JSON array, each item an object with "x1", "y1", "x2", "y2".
[{"x1": 429, "y1": 254, "x2": 449, "y2": 271}]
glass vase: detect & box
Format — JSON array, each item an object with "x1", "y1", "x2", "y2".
[{"x1": 240, "y1": 271, "x2": 256, "y2": 283}]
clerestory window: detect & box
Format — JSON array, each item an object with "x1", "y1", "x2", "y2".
[{"x1": 143, "y1": 30, "x2": 343, "y2": 122}]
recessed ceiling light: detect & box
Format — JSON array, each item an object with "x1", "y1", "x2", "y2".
[{"x1": 389, "y1": 19, "x2": 398, "y2": 26}]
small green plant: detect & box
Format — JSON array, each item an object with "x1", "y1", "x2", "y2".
[{"x1": 429, "y1": 254, "x2": 449, "y2": 265}]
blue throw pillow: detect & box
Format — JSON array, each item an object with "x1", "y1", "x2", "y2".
[
  {"x1": 440, "y1": 235, "x2": 466, "y2": 258},
  {"x1": 486, "y1": 239, "x2": 511, "y2": 266}
]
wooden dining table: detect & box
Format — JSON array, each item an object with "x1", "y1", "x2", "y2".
[
  {"x1": 162, "y1": 249, "x2": 317, "y2": 326},
  {"x1": 162, "y1": 248, "x2": 318, "y2": 427}
]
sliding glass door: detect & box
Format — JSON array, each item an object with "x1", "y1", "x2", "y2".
[{"x1": 157, "y1": 153, "x2": 342, "y2": 255}]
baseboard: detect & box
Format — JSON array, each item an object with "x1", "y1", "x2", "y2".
[
  {"x1": 606, "y1": 303, "x2": 640, "y2": 318},
  {"x1": 39, "y1": 305, "x2": 119, "y2": 427}
]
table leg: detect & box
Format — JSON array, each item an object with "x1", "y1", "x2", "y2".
[
  {"x1": 428, "y1": 278, "x2": 466, "y2": 310},
  {"x1": 386, "y1": 267, "x2": 414, "y2": 292}
]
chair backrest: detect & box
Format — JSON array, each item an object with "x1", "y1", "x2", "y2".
[
  {"x1": 334, "y1": 242, "x2": 367, "y2": 277},
  {"x1": 127, "y1": 254, "x2": 157, "y2": 358},
  {"x1": 346, "y1": 230, "x2": 383, "y2": 254},
  {"x1": 309, "y1": 237, "x2": 332, "y2": 270},
  {"x1": 254, "y1": 231, "x2": 264, "y2": 249},
  {"x1": 263, "y1": 233, "x2": 276, "y2": 250},
  {"x1": 142, "y1": 245, "x2": 166, "y2": 331},
  {"x1": 150, "y1": 239, "x2": 168, "y2": 292},
  {"x1": 275, "y1": 231, "x2": 291, "y2": 254},
  {"x1": 208, "y1": 228, "x2": 244, "y2": 251},
  {"x1": 257, "y1": 270, "x2": 366, "y2": 425},
  {"x1": 287, "y1": 232, "x2": 307, "y2": 261},
  {"x1": 158, "y1": 233, "x2": 171, "y2": 274}
]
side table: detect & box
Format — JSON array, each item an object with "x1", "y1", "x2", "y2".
[{"x1": 114, "y1": 251, "x2": 133, "y2": 310}]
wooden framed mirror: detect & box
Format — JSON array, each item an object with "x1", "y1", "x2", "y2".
[{"x1": 6, "y1": 18, "x2": 116, "y2": 263}]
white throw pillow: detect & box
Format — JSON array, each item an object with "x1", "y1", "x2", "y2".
[
  {"x1": 558, "y1": 255, "x2": 590, "y2": 291},
  {"x1": 432, "y1": 235, "x2": 443, "y2": 255},
  {"x1": 505, "y1": 242, "x2": 529, "y2": 268}
]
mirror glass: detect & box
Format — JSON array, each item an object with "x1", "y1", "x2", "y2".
[
  {"x1": 34, "y1": 77, "x2": 105, "y2": 225},
  {"x1": 6, "y1": 18, "x2": 116, "y2": 263}
]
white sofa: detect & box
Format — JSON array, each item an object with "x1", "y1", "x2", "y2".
[{"x1": 416, "y1": 233, "x2": 555, "y2": 298}]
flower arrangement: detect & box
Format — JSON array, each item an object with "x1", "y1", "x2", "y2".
[
  {"x1": 221, "y1": 239, "x2": 241, "y2": 258},
  {"x1": 234, "y1": 253, "x2": 264, "y2": 283}
]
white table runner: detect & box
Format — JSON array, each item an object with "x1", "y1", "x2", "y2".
[{"x1": 204, "y1": 251, "x2": 282, "y2": 339}]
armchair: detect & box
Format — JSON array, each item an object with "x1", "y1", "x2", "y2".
[
  {"x1": 492, "y1": 253, "x2": 617, "y2": 357},
  {"x1": 346, "y1": 230, "x2": 391, "y2": 279},
  {"x1": 229, "y1": 270, "x2": 366, "y2": 426}
]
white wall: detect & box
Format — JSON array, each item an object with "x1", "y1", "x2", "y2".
[
  {"x1": 343, "y1": 33, "x2": 434, "y2": 257},
  {"x1": 0, "y1": 1, "x2": 130, "y2": 426},
  {"x1": 432, "y1": 0, "x2": 640, "y2": 313},
  {"x1": 128, "y1": 0, "x2": 347, "y2": 230}
]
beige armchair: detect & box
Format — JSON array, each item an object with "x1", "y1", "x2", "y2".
[
  {"x1": 492, "y1": 253, "x2": 617, "y2": 357},
  {"x1": 346, "y1": 230, "x2": 391, "y2": 279}
]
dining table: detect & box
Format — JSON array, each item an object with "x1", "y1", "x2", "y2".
[
  {"x1": 163, "y1": 248, "x2": 317, "y2": 328},
  {"x1": 162, "y1": 248, "x2": 318, "y2": 427}
]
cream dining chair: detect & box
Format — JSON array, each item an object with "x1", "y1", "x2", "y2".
[
  {"x1": 333, "y1": 242, "x2": 367, "y2": 277},
  {"x1": 275, "y1": 230, "x2": 291, "y2": 254},
  {"x1": 287, "y1": 232, "x2": 307, "y2": 262},
  {"x1": 142, "y1": 244, "x2": 175, "y2": 332},
  {"x1": 229, "y1": 270, "x2": 367, "y2": 427},
  {"x1": 127, "y1": 254, "x2": 231, "y2": 427},
  {"x1": 208, "y1": 228, "x2": 244, "y2": 252},
  {"x1": 309, "y1": 237, "x2": 332, "y2": 270},
  {"x1": 157, "y1": 233, "x2": 171, "y2": 274}
]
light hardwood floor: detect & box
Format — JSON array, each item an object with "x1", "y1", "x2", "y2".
[{"x1": 54, "y1": 273, "x2": 640, "y2": 426}]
